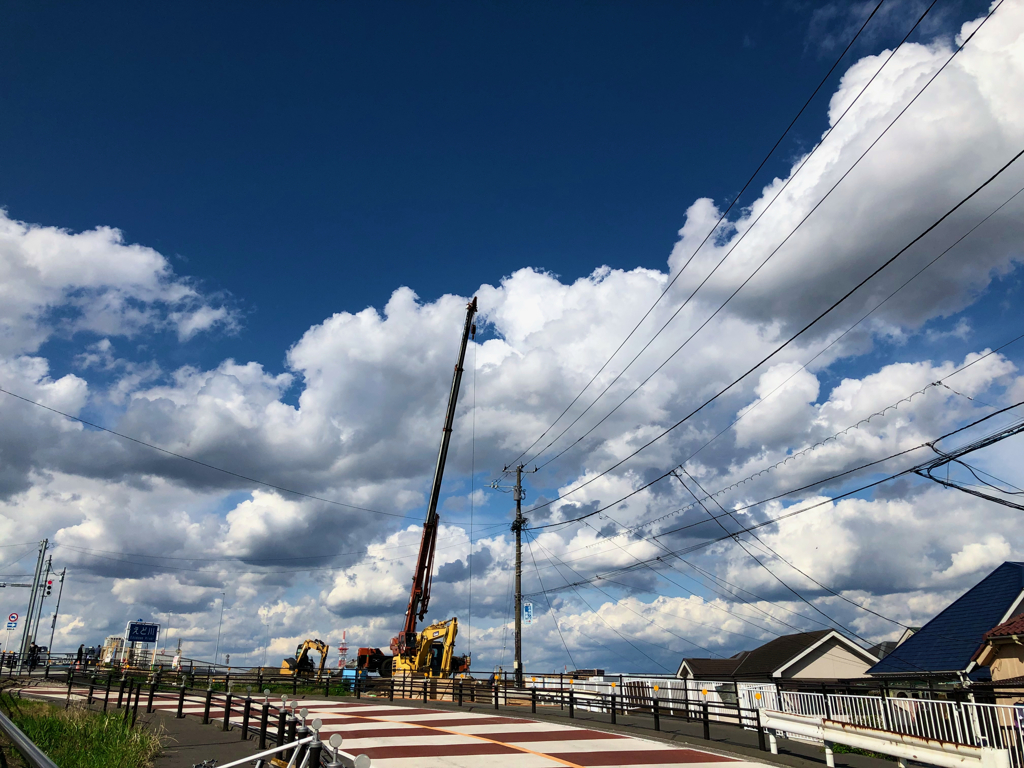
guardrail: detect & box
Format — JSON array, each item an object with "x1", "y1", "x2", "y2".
[
  {"x1": 761, "y1": 709, "x2": 1011, "y2": 768},
  {"x1": 0, "y1": 707, "x2": 60, "y2": 768}
]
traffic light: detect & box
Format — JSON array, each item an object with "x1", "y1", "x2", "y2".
[{"x1": 45, "y1": 579, "x2": 53, "y2": 597}]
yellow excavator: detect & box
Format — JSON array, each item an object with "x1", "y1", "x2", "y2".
[{"x1": 280, "y1": 639, "x2": 329, "y2": 678}]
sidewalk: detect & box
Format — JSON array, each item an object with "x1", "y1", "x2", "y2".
[{"x1": 348, "y1": 693, "x2": 897, "y2": 768}]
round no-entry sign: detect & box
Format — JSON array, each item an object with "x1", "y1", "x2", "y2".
[{"x1": 8, "y1": 613, "x2": 18, "y2": 622}]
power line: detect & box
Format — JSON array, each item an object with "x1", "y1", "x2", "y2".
[
  {"x1": 523, "y1": 139, "x2": 1024, "y2": 523},
  {"x1": 501, "y1": 0, "x2": 893, "y2": 470},
  {"x1": 524, "y1": 533, "x2": 577, "y2": 671},
  {"x1": 526, "y1": 403, "x2": 1024, "y2": 597},
  {"x1": 0, "y1": 385, "x2": 435, "y2": 521},
  {"x1": 523, "y1": 0, "x2": 942, "y2": 472},
  {"x1": 529, "y1": 1, "x2": 1001, "y2": 474}
]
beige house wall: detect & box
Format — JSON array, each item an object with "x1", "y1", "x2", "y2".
[
  {"x1": 779, "y1": 638, "x2": 874, "y2": 679},
  {"x1": 989, "y1": 644, "x2": 1024, "y2": 681}
]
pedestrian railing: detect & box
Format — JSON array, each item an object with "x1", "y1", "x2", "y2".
[{"x1": 0, "y1": 707, "x2": 60, "y2": 768}]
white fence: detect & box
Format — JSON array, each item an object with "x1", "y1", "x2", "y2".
[{"x1": 528, "y1": 675, "x2": 1024, "y2": 768}]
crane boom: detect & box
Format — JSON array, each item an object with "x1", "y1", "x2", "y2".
[{"x1": 392, "y1": 296, "x2": 478, "y2": 658}]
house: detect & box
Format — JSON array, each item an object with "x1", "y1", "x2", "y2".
[
  {"x1": 677, "y1": 630, "x2": 878, "y2": 683},
  {"x1": 868, "y1": 561, "x2": 1024, "y2": 682},
  {"x1": 975, "y1": 615, "x2": 1024, "y2": 684},
  {"x1": 869, "y1": 627, "x2": 918, "y2": 660}
]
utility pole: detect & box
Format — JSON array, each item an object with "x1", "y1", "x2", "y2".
[
  {"x1": 47, "y1": 568, "x2": 66, "y2": 660},
  {"x1": 214, "y1": 592, "x2": 226, "y2": 665},
  {"x1": 18, "y1": 539, "x2": 48, "y2": 672},
  {"x1": 32, "y1": 556, "x2": 52, "y2": 646},
  {"x1": 512, "y1": 464, "x2": 525, "y2": 688},
  {"x1": 491, "y1": 463, "x2": 535, "y2": 688}
]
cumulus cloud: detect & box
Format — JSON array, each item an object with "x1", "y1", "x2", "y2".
[{"x1": 1, "y1": 3, "x2": 1023, "y2": 672}]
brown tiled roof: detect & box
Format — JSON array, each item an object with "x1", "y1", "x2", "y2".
[{"x1": 984, "y1": 615, "x2": 1024, "y2": 640}]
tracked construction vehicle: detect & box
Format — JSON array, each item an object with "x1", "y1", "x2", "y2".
[
  {"x1": 357, "y1": 298, "x2": 477, "y2": 679},
  {"x1": 280, "y1": 638, "x2": 329, "y2": 677}
]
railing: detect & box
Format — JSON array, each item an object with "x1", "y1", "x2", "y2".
[{"x1": 0, "y1": 708, "x2": 60, "y2": 768}]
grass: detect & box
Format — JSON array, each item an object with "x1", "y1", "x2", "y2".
[
  {"x1": 829, "y1": 742, "x2": 895, "y2": 761},
  {"x1": 0, "y1": 688, "x2": 163, "y2": 768}
]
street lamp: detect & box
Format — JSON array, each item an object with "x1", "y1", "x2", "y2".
[{"x1": 213, "y1": 592, "x2": 225, "y2": 666}]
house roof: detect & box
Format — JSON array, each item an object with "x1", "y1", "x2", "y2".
[
  {"x1": 679, "y1": 630, "x2": 875, "y2": 680},
  {"x1": 984, "y1": 615, "x2": 1024, "y2": 640},
  {"x1": 869, "y1": 562, "x2": 1024, "y2": 677}
]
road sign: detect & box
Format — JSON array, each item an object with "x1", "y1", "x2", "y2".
[
  {"x1": 522, "y1": 601, "x2": 534, "y2": 625},
  {"x1": 8, "y1": 613, "x2": 17, "y2": 622},
  {"x1": 127, "y1": 621, "x2": 159, "y2": 643},
  {"x1": 6, "y1": 622, "x2": 16, "y2": 630}
]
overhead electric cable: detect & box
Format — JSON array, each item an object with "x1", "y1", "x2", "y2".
[
  {"x1": 524, "y1": 0, "x2": 941, "y2": 471},
  {"x1": 523, "y1": 140, "x2": 1024, "y2": 523},
  {"x1": 0, "y1": 385, "x2": 486, "y2": 524},
  {"x1": 502, "y1": 0, "x2": 893, "y2": 470},
  {"x1": 525, "y1": 533, "x2": 578, "y2": 670},
  {"x1": 530, "y1": 1, "x2": 1000, "y2": 473}
]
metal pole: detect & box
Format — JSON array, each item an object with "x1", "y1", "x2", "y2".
[
  {"x1": 47, "y1": 569, "x2": 65, "y2": 665},
  {"x1": 513, "y1": 464, "x2": 524, "y2": 689},
  {"x1": 17, "y1": 539, "x2": 48, "y2": 670},
  {"x1": 214, "y1": 593, "x2": 226, "y2": 666},
  {"x1": 32, "y1": 557, "x2": 52, "y2": 653}
]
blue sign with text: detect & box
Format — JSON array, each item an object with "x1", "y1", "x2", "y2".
[{"x1": 127, "y1": 622, "x2": 159, "y2": 643}]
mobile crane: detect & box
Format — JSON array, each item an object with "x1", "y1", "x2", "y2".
[{"x1": 357, "y1": 298, "x2": 477, "y2": 679}]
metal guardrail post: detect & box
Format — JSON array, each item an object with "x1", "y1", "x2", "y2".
[
  {"x1": 202, "y1": 688, "x2": 212, "y2": 725},
  {"x1": 285, "y1": 715, "x2": 297, "y2": 762},
  {"x1": 308, "y1": 738, "x2": 323, "y2": 768},
  {"x1": 292, "y1": 676, "x2": 298, "y2": 696},
  {"x1": 653, "y1": 698, "x2": 660, "y2": 732},
  {"x1": 117, "y1": 677, "x2": 126, "y2": 709},
  {"x1": 146, "y1": 682, "x2": 156, "y2": 714},
  {"x1": 87, "y1": 676, "x2": 95, "y2": 705},
  {"x1": 241, "y1": 696, "x2": 252, "y2": 740},
  {"x1": 223, "y1": 692, "x2": 234, "y2": 731},
  {"x1": 177, "y1": 684, "x2": 186, "y2": 718},
  {"x1": 702, "y1": 701, "x2": 710, "y2": 740},
  {"x1": 458, "y1": 680, "x2": 463, "y2": 707},
  {"x1": 276, "y1": 707, "x2": 286, "y2": 749},
  {"x1": 756, "y1": 708, "x2": 767, "y2": 752},
  {"x1": 131, "y1": 684, "x2": 141, "y2": 729},
  {"x1": 569, "y1": 690, "x2": 574, "y2": 718},
  {"x1": 493, "y1": 683, "x2": 499, "y2": 710},
  {"x1": 531, "y1": 688, "x2": 537, "y2": 714},
  {"x1": 611, "y1": 692, "x2": 616, "y2": 725},
  {"x1": 258, "y1": 701, "x2": 269, "y2": 750},
  {"x1": 103, "y1": 676, "x2": 111, "y2": 712},
  {"x1": 324, "y1": 678, "x2": 330, "y2": 698}
]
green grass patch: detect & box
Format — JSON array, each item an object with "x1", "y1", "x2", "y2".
[
  {"x1": 829, "y1": 742, "x2": 894, "y2": 761},
  {"x1": 0, "y1": 689, "x2": 163, "y2": 768}
]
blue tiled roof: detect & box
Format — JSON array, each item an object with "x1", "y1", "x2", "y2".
[{"x1": 869, "y1": 562, "x2": 1024, "y2": 677}]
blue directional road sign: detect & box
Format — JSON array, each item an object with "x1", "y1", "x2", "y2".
[
  {"x1": 523, "y1": 601, "x2": 534, "y2": 625},
  {"x1": 127, "y1": 622, "x2": 159, "y2": 643},
  {"x1": 6, "y1": 622, "x2": 16, "y2": 630}
]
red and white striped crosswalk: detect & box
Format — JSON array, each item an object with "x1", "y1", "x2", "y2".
[{"x1": 20, "y1": 686, "x2": 765, "y2": 768}]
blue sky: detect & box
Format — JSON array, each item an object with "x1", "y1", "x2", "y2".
[
  {"x1": 1, "y1": 0, "x2": 1022, "y2": 674},
  {"x1": 2, "y1": 0, "x2": 992, "y2": 375}
]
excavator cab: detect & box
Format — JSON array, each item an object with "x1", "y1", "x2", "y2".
[{"x1": 281, "y1": 638, "x2": 328, "y2": 678}]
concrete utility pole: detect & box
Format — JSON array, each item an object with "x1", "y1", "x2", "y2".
[
  {"x1": 510, "y1": 464, "x2": 538, "y2": 688},
  {"x1": 18, "y1": 539, "x2": 48, "y2": 671}
]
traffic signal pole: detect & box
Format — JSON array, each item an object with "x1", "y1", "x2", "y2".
[
  {"x1": 47, "y1": 568, "x2": 66, "y2": 660},
  {"x1": 17, "y1": 539, "x2": 48, "y2": 672},
  {"x1": 32, "y1": 556, "x2": 52, "y2": 647}
]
